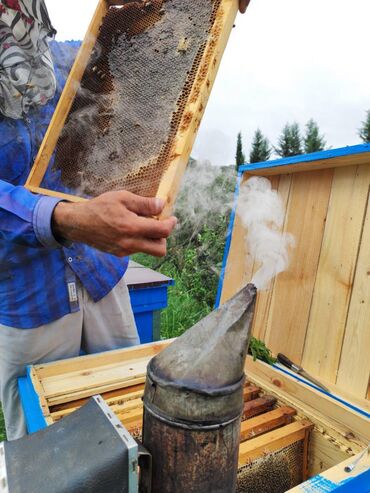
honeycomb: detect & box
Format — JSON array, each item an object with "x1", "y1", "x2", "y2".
[
  {"x1": 42, "y1": 0, "x2": 225, "y2": 198},
  {"x1": 237, "y1": 441, "x2": 305, "y2": 493}
]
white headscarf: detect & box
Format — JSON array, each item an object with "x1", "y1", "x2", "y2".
[{"x1": 0, "y1": 0, "x2": 56, "y2": 119}]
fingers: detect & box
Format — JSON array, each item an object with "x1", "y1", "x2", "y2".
[
  {"x1": 118, "y1": 237, "x2": 168, "y2": 257},
  {"x1": 130, "y1": 215, "x2": 177, "y2": 239},
  {"x1": 118, "y1": 191, "x2": 165, "y2": 217},
  {"x1": 239, "y1": 0, "x2": 251, "y2": 13}
]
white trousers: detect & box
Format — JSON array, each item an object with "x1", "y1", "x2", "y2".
[{"x1": 0, "y1": 277, "x2": 139, "y2": 441}]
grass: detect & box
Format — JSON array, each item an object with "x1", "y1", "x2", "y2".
[
  {"x1": 133, "y1": 252, "x2": 215, "y2": 339},
  {"x1": 0, "y1": 406, "x2": 5, "y2": 442}
]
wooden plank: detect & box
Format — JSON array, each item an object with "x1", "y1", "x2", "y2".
[
  {"x1": 220, "y1": 173, "x2": 255, "y2": 305},
  {"x1": 157, "y1": 0, "x2": 238, "y2": 218},
  {"x1": 220, "y1": 174, "x2": 283, "y2": 310},
  {"x1": 308, "y1": 430, "x2": 351, "y2": 477},
  {"x1": 243, "y1": 385, "x2": 260, "y2": 402},
  {"x1": 50, "y1": 383, "x2": 145, "y2": 413},
  {"x1": 42, "y1": 357, "x2": 149, "y2": 399},
  {"x1": 302, "y1": 165, "x2": 370, "y2": 383},
  {"x1": 287, "y1": 448, "x2": 370, "y2": 492},
  {"x1": 264, "y1": 169, "x2": 334, "y2": 363},
  {"x1": 26, "y1": 0, "x2": 108, "y2": 189},
  {"x1": 242, "y1": 395, "x2": 277, "y2": 419},
  {"x1": 245, "y1": 356, "x2": 370, "y2": 449},
  {"x1": 238, "y1": 419, "x2": 313, "y2": 465},
  {"x1": 29, "y1": 367, "x2": 53, "y2": 425},
  {"x1": 240, "y1": 406, "x2": 296, "y2": 441},
  {"x1": 247, "y1": 150, "x2": 370, "y2": 177},
  {"x1": 47, "y1": 375, "x2": 146, "y2": 406},
  {"x1": 34, "y1": 340, "x2": 171, "y2": 379},
  {"x1": 336, "y1": 189, "x2": 370, "y2": 399},
  {"x1": 27, "y1": 186, "x2": 87, "y2": 202},
  {"x1": 252, "y1": 174, "x2": 292, "y2": 340},
  {"x1": 50, "y1": 390, "x2": 144, "y2": 421},
  {"x1": 49, "y1": 382, "x2": 259, "y2": 422}
]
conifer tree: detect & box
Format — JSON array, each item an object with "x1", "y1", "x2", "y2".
[
  {"x1": 275, "y1": 122, "x2": 303, "y2": 157},
  {"x1": 359, "y1": 110, "x2": 370, "y2": 143},
  {"x1": 304, "y1": 119, "x2": 326, "y2": 153},
  {"x1": 235, "y1": 132, "x2": 245, "y2": 170},
  {"x1": 249, "y1": 129, "x2": 271, "y2": 163}
]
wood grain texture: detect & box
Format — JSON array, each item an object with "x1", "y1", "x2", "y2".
[
  {"x1": 219, "y1": 174, "x2": 255, "y2": 304},
  {"x1": 238, "y1": 420, "x2": 313, "y2": 465},
  {"x1": 336, "y1": 188, "x2": 370, "y2": 399},
  {"x1": 264, "y1": 169, "x2": 334, "y2": 363},
  {"x1": 302, "y1": 165, "x2": 370, "y2": 383},
  {"x1": 245, "y1": 357, "x2": 370, "y2": 449},
  {"x1": 252, "y1": 174, "x2": 292, "y2": 340},
  {"x1": 239, "y1": 406, "x2": 296, "y2": 441}
]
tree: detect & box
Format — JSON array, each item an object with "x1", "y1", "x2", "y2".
[
  {"x1": 304, "y1": 119, "x2": 326, "y2": 153},
  {"x1": 249, "y1": 129, "x2": 271, "y2": 163},
  {"x1": 359, "y1": 110, "x2": 370, "y2": 143},
  {"x1": 275, "y1": 122, "x2": 303, "y2": 158},
  {"x1": 235, "y1": 132, "x2": 245, "y2": 170}
]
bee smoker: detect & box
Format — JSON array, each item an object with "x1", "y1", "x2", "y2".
[{"x1": 141, "y1": 284, "x2": 257, "y2": 493}]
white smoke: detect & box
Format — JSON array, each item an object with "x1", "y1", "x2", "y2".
[{"x1": 238, "y1": 177, "x2": 295, "y2": 290}]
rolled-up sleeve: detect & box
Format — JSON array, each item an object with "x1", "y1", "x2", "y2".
[{"x1": 0, "y1": 180, "x2": 63, "y2": 248}]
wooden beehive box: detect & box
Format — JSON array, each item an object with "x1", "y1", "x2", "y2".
[
  {"x1": 219, "y1": 143, "x2": 370, "y2": 404},
  {"x1": 25, "y1": 0, "x2": 239, "y2": 217},
  {"x1": 20, "y1": 339, "x2": 369, "y2": 492},
  {"x1": 19, "y1": 144, "x2": 370, "y2": 493}
]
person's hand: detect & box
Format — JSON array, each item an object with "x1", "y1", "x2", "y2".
[
  {"x1": 52, "y1": 191, "x2": 177, "y2": 258},
  {"x1": 239, "y1": 0, "x2": 251, "y2": 13}
]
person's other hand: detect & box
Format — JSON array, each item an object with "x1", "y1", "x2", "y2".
[
  {"x1": 52, "y1": 191, "x2": 177, "y2": 258},
  {"x1": 239, "y1": 0, "x2": 251, "y2": 14}
]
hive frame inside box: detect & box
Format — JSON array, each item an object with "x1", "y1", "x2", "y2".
[
  {"x1": 217, "y1": 143, "x2": 370, "y2": 404},
  {"x1": 18, "y1": 340, "x2": 370, "y2": 492},
  {"x1": 25, "y1": 0, "x2": 239, "y2": 217}
]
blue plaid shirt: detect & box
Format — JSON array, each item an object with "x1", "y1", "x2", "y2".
[{"x1": 0, "y1": 41, "x2": 128, "y2": 329}]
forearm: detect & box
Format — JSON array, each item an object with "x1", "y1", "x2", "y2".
[{"x1": 0, "y1": 180, "x2": 62, "y2": 248}]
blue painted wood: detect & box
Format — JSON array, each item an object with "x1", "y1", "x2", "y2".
[
  {"x1": 129, "y1": 284, "x2": 171, "y2": 343},
  {"x1": 298, "y1": 466, "x2": 370, "y2": 492},
  {"x1": 238, "y1": 143, "x2": 370, "y2": 173},
  {"x1": 18, "y1": 368, "x2": 48, "y2": 434},
  {"x1": 273, "y1": 365, "x2": 370, "y2": 419}
]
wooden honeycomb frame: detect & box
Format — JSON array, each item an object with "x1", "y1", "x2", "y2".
[{"x1": 25, "y1": 0, "x2": 239, "y2": 217}]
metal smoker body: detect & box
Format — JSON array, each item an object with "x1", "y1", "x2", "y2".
[{"x1": 142, "y1": 285, "x2": 257, "y2": 493}]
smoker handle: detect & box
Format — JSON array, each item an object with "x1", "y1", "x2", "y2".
[
  {"x1": 277, "y1": 353, "x2": 302, "y2": 373},
  {"x1": 137, "y1": 442, "x2": 152, "y2": 493}
]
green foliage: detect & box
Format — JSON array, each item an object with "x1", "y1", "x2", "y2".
[
  {"x1": 235, "y1": 131, "x2": 246, "y2": 170},
  {"x1": 275, "y1": 122, "x2": 303, "y2": 157},
  {"x1": 134, "y1": 161, "x2": 236, "y2": 338},
  {"x1": 249, "y1": 129, "x2": 271, "y2": 163},
  {"x1": 0, "y1": 405, "x2": 5, "y2": 442},
  {"x1": 304, "y1": 119, "x2": 326, "y2": 153},
  {"x1": 359, "y1": 110, "x2": 370, "y2": 143},
  {"x1": 249, "y1": 337, "x2": 277, "y2": 365}
]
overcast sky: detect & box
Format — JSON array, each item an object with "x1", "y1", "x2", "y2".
[{"x1": 47, "y1": 0, "x2": 370, "y2": 166}]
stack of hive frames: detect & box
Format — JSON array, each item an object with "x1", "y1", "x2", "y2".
[
  {"x1": 26, "y1": 0, "x2": 239, "y2": 214},
  {"x1": 33, "y1": 352, "x2": 313, "y2": 493}
]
